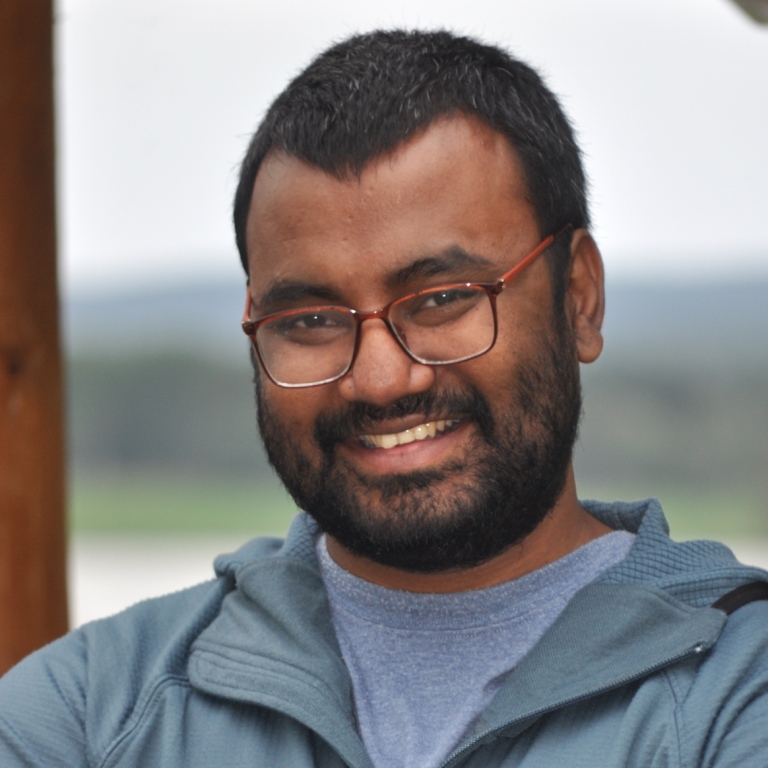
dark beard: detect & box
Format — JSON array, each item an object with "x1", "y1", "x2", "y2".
[{"x1": 254, "y1": 322, "x2": 582, "y2": 573}]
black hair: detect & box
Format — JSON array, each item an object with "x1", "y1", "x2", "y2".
[{"x1": 233, "y1": 29, "x2": 589, "y2": 301}]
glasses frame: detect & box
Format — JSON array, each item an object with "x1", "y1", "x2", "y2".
[{"x1": 242, "y1": 224, "x2": 572, "y2": 388}]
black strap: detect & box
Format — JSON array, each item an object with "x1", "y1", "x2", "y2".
[{"x1": 712, "y1": 581, "x2": 768, "y2": 615}]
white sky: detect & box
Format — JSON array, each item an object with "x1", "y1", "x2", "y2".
[{"x1": 55, "y1": 0, "x2": 768, "y2": 294}]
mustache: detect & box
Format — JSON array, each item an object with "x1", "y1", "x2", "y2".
[{"x1": 314, "y1": 387, "x2": 495, "y2": 455}]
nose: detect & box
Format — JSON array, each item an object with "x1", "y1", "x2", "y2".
[{"x1": 337, "y1": 319, "x2": 436, "y2": 406}]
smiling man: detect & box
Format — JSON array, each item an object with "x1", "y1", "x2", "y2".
[
  {"x1": 2, "y1": 28, "x2": 768, "y2": 768},
  {"x1": 245, "y1": 115, "x2": 609, "y2": 590}
]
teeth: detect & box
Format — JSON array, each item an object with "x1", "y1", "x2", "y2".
[
  {"x1": 361, "y1": 420, "x2": 458, "y2": 450},
  {"x1": 379, "y1": 434, "x2": 399, "y2": 449}
]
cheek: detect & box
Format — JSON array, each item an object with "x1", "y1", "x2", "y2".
[
  {"x1": 491, "y1": 284, "x2": 561, "y2": 362},
  {"x1": 259, "y1": 383, "x2": 328, "y2": 441},
  {"x1": 457, "y1": 313, "x2": 562, "y2": 403}
]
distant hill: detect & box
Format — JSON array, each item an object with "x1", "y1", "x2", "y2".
[
  {"x1": 64, "y1": 278, "x2": 768, "y2": 367},
  {"x1": 599, "y1": 281, "x2": 768, "y2": 368},
  {"x1": 64, "y1": 280, "x2": 249, "y2": 360}
]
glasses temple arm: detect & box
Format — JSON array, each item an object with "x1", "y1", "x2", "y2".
[{"x1": 494, "y1": 225, "x2": 572, "y2": 293}]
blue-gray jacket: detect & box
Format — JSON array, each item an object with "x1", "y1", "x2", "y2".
[{"x1": 1, "y1": 499, "x2": 767, "y2": 767}]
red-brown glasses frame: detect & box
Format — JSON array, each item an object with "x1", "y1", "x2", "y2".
[{"x1": 242, "y1": 224, "x2": 571, "y2": 387}]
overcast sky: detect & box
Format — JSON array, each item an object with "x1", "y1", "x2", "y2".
[{"x1": 55, "y1": 0, "x2": 768, "y2": 295}]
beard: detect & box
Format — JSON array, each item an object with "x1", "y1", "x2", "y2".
[{"x1": 254, "y1": 318, "x2": 582, "y2": 573}]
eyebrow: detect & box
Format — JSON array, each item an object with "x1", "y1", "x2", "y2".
[
  {"x1": 255, "y1": 245, "x2": 495, "y2": 314},
  {"x1": 255, "y1": 281, "x2": 343, "y2": 314},
  {"x1": 388, "y1": 246, "x2": 495, "y2": 289}
]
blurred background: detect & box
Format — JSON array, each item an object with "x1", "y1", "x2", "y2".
[{"x1": 57, "y1": 0, "x2": 768, "y2": 626}]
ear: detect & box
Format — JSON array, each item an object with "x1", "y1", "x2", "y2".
[{"x1": 565, "y1": 229, "x2": 605, "y2": 364}]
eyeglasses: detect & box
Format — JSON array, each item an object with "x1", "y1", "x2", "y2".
[{"x1": 242, "y1": 225, "x2": 571, "y2": 388}]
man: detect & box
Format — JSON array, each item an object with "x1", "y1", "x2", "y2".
[{"x1": 1, "y1": 29, "x2": 767, "y2": 768}]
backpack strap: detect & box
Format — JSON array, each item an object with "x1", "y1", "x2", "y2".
[{"x1": 712, "y1": 581, "x2": 768, "y2": 615}]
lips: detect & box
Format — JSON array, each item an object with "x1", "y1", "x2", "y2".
[
  {"x1": 314, "y1": 388, "x2": 493, "y2": 460},
  {"x1": 359, "y1": 419, "x2": 461, "y2": 449}
]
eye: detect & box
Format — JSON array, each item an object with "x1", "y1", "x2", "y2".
[
  {"x1": 291, "y1": 312, "x2": 336, "y2": 329},
  {"x1": 265, "y1": 308, "x2": 354, "y2": 345},
  {"x1": 421, "y1": 287, "x2": 477, "y2": 308},
  {"x1": 398, "y1": 286, "x2": 484, "y2": 327}
]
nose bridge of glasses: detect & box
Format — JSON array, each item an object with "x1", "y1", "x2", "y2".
[
  {"x1": 350, "y1": 302, "x2": 409, "y2": 347},
  {"x1": 351, "y1": 304, "x2": 391, "y2": 323},
  {"x1": 350, "y1": 302, "x2": 413, "y2": 360}
]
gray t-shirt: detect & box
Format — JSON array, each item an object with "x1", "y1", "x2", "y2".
[{"x1": 317, "y1": 530, "x2": 635, "y2": 768}]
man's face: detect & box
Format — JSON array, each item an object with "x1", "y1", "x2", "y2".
[{"x1": 244, "y1": 116, "x2": 582, "y2": 572}]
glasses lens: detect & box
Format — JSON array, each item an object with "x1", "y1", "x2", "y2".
[
  {"x1": 391, "y1": 286, "x2": 496, "y2": 364},
  {"x1": 256, "y1": 308, "x2": 357, "y2": 386}
]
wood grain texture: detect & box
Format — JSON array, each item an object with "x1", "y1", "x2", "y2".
[{"x1": 0, "y1": 0, "x2": 69, "y2": 674}]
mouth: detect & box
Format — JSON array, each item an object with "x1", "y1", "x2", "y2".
[{"x1": 358, "y1": 419, "x2": 461, "y2": 450}]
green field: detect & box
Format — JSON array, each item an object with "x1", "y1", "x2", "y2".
[
  {"x1": 577, "y1": 481, "x2": 767, "y2": 541},
  {"x1": 69, "y1": 471, "x2": 298, "y2": 535},
  {"x1": 69, "y1": 470, "x2": 767, "y2": 543}
]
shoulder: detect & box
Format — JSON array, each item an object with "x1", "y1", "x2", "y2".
[
  {"x1": 674, "y1": 599, "x2": 768, "y2": 766},
  {"x1": 0, "y1": 577, "x2": 230, "y2": 766},
  {"x1": 0, "y1": 520, "x2": 318, "y2": 767}
]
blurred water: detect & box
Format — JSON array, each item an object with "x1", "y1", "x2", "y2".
[
  {"x1": 69, "y1": 534, "x2": 244, "y2": 627},
  {"x1": 68, "y1": 533, "x2": 768, "y2": 628}
]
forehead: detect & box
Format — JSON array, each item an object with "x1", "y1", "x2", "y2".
[{"x1": 245, "y1": 116, "x2": 538, "y2": 303}]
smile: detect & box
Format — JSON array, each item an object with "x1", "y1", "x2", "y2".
[{"x1": 358, "y1": 419, "x2": 460, "y2": 450}]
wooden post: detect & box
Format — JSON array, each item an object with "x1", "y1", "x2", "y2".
[{"x1": 0, "y1": 0, "x2": 69, "y2": 674}]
